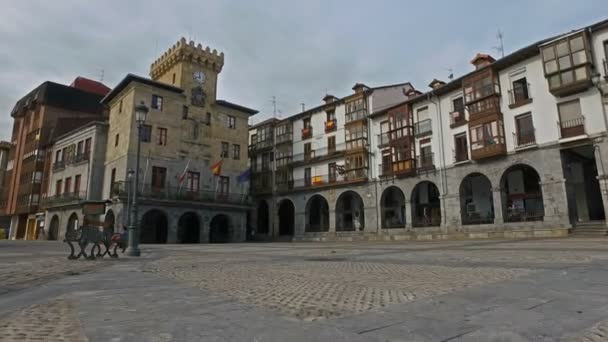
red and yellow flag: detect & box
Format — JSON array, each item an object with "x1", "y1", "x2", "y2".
[{"x1": 210, "y1": 160, "x2": 223, "y2": 176}]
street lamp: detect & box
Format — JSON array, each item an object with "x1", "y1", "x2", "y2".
[{"x1": 126, "y1": 101, "x2": 149, "y2": 257}]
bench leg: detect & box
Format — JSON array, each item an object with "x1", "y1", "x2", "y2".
[{"x1": 65, "y1": 240, "x2": 77, "y2": 260}]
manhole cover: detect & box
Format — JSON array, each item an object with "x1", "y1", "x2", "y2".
[{"x1": 305, "y1": 257, "x2": 347, "y2": 262}]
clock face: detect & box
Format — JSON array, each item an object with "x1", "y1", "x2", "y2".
[{"x1": 193, "y1": 71, "x2": 205, "y2": 84}]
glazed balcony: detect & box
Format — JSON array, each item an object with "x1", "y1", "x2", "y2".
[
  {"x1": 378, "y1": 160, "x2": 415, "y2": 178},
  {"x1": 325, "y1": 119, "x2": 337, "y2": 133},
  {"x1": 301, "y1": 127, "x2": 312, "y2": 140},
  {"x1": 291, "y1": 143, "x2": 345, "y2": 165},
  {"x1": 470, "y1": 139, "x2": 506, "y2": 160},
  {"x1": 40, "y1": 191, "x2": 86, "y2": 209},
  {"x1": 248, "y1": 138, "x2": 274, "y2": 154},
  {"x1": 558, "y1": 116, "x2": 586, "y2": 139},
  {"x1": 275, "y1": 132, "x2": 293, "y2": 145},
  {"x1": 414, "y1": 119, "x2": 432, "y2": 137},
  {"x1": 251, "y1": 171, "x2": 273, "y2": 195},
  {"x1": 450, "y1": 110, "x2": 467, "y2": 128},
  {"x1": 345, "y1": 109, "x2": 367, "y2": 125},
  {"x1": 467, "y1": 97, "x2": 502, "y2": 126},
  {"x1": 293, "y1": 169, "x2": 368, "y2": 191},
  {"x1": 513, "y1": 129, "x2": 536, "y2": 149},
  {"x1": 111, "y1": 181, "x2": 250, "y2": 206},
  {"x1": 387, "y1": 126, "x2": 414, "y2": 143}
]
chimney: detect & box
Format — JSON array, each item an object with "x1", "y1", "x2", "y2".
[
  {"x1": 352, "y1": 83, "x2": 370, "y2": 94},
  {"x1": 470, "y1": 53, "x2": 496, "y2": 70},
  {"x1": 428, "y1": 79, "x2": 446, "y2": 90},
  {"x1": 323, "y1": 94, "x2": 338, "y2": 104}
]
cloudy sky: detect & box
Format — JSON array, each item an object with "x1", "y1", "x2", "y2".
[{"x1": 1, "y1": 0, "x2": 606, "y2": 139}]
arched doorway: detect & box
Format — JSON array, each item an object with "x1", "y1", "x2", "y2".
[
  {"x1": 67, "y1": 213, "x2": 79, "y2": 233},
  {"x1": 501, "y1": 164, "x2": 544, "y2": 222},
  {"x1": 48, "y1": 215, "x2": 59, "y2": 240},
  {"x1": 335, "y1": 191, "x2": 365, "y2": 231},
  {"x1": 411, "y1": 181, "x2": 441, "y2": 227},
  {"x1": 305, "y1": 195, "x2": 329, "y2": 232},
  {"x1": 460, "y1": 173, "x2": 494, "y2": 225},
  {"x1": 278, "y1": 199, "x2": 295, "y2": 236},
  {"x1": 257, "y1": 200, "x2": 270, "y2": 234},
  {"x1": 209, "y1": 214, "x2": 231, "y2": 243},
  {"x1": 140, "y1": 210, "x2": 168, "y2": 243},
  {"x1": 104, "y1": 210, "x2": 115, "y2": 234},
  {"x1": 381, "y1": 186, "x2": 405, "y2": 229},
  {"x1": 178, "y1": 212, "x2": 200, "y2": 243}
]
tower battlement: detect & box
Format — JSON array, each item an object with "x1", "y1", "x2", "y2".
[{"x1": 150, "y1": 37, "x2": 224, "y2": 80}]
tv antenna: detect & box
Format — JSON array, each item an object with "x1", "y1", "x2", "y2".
[
  {"x1": 445, "y1": 68, "x2": 454, "y2": 81},
  {"x1": 270, "y1": 96, "x2": 278, "y2": 116},
  {"x1": 98, "y1": 68, "x2": 105, "y2": 82},
  {"x1": 493, "y1": 30, "x2": 505, "y2": 58},
  {"x1": 300, "y1": 103, "x2": 305, "y2": 112}
]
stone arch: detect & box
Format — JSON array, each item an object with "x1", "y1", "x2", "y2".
[
  {"x1": 140, "y1": 209, "x2": 168, "y2": 244},
  {"x1": 381, "y1": 186, "x2": 406, "y2": 229},
  {"x1": 67, "y1": 212, "x2": 80, "y2": 233},
  {"x1": 48, "y1": 215, "x2": 60, "y2": 240},
  {"x1": 500, "y1": 164, "x2": 544, "y2": 222},
  {"x1": 257, "y1": 200, "x2": 270, "y2": 234},
  {"x1": 305, "y1": 195, "x2": 329, "y2": 232},
  {"x1": 460, "y1": 173, "x2": 495, "y2": 225},
  {"x1": 278, "y1": 199, "x2": 295, "y2": 236},
  {"x1": 335, "y1": 190, "x2": 365, "y2": 231},
  {"x1": 177, "y1": 212, "x2": 200, "y2": 243},
  {"x1": 411, "y1": 181, "x2": 441, "y2": 227},
  {"x1": 209, "y1": 214, "x2": 231, "y2": 243},
  {"x1": 104, "y1": 210, "x2": 116, "y2": 234}
]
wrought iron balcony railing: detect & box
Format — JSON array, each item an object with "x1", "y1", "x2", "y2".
[
  {"x1": 40, "y1": 191, "x2": 86, "y2": 209},
  {"x1": 513, "y1": 129, "x2": 536, "y2": 148}
]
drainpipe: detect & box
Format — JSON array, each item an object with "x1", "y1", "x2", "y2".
[
  {"x1": 427, "y1": 91, "x2": 448, "y2": 228},
  {"x1": 365, "y1": 93, "x2": 381, "y2": 232}
]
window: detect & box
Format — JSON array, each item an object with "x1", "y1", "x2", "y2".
[
  {"x1": 55, "y1": 150, "x2": 62, "y2": 163},
  {"x1": 454, "y1": 133, "x2": 468, "y2": 162},
  {"x1": 172, "y1": 73, "x2": 176, "y2": 84},
  {"x1": 541, "y1": 33, "x2": 590, "y2": 91},
  {"x1": 470, "y1": 121, "x2": 505, "y2": 150},
  {"x1": 182, "y1": 105, "x2": 189, "y2": 120},
  {"x1": 452, "y1": 97, "x2": 464, "y2": 114},
  {"x1": 115, "y1": 134, "x2": 119, "y2": 147},
  {"x1": 55, "y1": 179, "x2": 62, "y2": 196},
  {"x1": 304, "y1": 167, "x2": 311, "y2": 186},
  {"x1": 416, "y1": 107, "x2": 429, "y2": 121},
  {"x1": 84, "y1": 138, "x2": 91, "y2": 154},
  {"x1": 557, "y1": 100, "x2": 582, "y2": 123},
  {"x1": 206, "y1": 112, "x2": 212, "y2": 125},
  {"x1": 152, "y1": 95, "x2": 163, "y2": 110},
  {"x1": 329, "y1": 163, "x2": 337, "y2": 182},
  {"x1": 186, "y1": 171, "x2": 200, "y2": 192},
  {"x1": 511, "y1": 77, "x2": 530, "y2": 103},
  {"x1": 227, "y1": 115, "x2": 236, "y2": 129},
  {"x1": 218, "y1": 176, "x2": 229, "y2": 195},
  {"x1": 327, "y1": 110, "x2": 336, "y2": 121},
  {"x1": 118, "y1": 99, "x2": 122, "y2": 113},
  {"x1": 304, "y1": 142, "x2": 312, "y2": 160},
  {"x1": 109, "y1": 168, "x2": 116, "y2": 196},
  {"x1": 64, "y1": 177, "x2": 72, "y2": 194},
  {"x1": 141, "y1": 124, "x2": 152, "y2": 142},
  {"x1": 221, "y1": 142, "x2": 229, "y2": 158},
  {"x1": 328, "y1": 136, "x2": 336, "y2": 154},
  {"x1": 515, "y1": 113, "x2": 535, "y2": 146},
  {"x1": 191, "y1": 122, "x2": 199, "y2": 140},
  {"x1": 151, "y1": 166, "x2": 167, "y2": 191},
  {"x1": 303, "y1": 117, "x2": 311, "y2": 129},
  {"x1": 262, "y1": 152, "x2": 272, "y2": 171},
  {"x1": 74, "y1": 175, "x2": 81, "y2": 194},
  {"x1": 232, "y1": 144, "x2": 240, "y2": 160},
  {"x1": 158, "y1": 127, "x2": 167, "y2": 146}
]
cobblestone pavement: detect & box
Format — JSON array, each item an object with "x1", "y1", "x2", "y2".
[
  {"x1": 1, "y1": 238, "x2": 608, "y2": 341},
  {"x1": 0, "y1": 298, "x2": 87, "y2": 342}
]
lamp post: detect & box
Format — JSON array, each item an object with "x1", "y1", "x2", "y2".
[{"x1": 126, "y1": 101, "x2": 149, "y2": 257}]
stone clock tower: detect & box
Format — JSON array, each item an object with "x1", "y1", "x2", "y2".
[{"x1": 149, "y1": 37, "x2": 224, "y2": 109}]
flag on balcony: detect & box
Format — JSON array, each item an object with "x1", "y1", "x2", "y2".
[
  {"x1": 237, "y1": 168, "x2": 251, "y2": 183},
  {"x1": 177, "y1": 159, "x2": 191, "y2": 184},
  {"x1": 210, "y1": 160, "x2": 223, "y2": 176}
]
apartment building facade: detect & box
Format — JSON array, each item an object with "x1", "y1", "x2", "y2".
[
  {"x1": 40, "y1": 121, "x2": 108, "y2": 240},
  {"x1": 2, "y1": 79, "x2": 108, "y2": 240},
  {"x1": 102, "y1": 38, "x2": 257, "y2": 244},
  {"x1": 250, "y1": 18, "x2": 608, "y2": 240}
]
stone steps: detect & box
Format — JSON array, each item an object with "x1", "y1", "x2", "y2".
[{"x1": 571, "y1": 222, "x2": 608, "y2": 236}]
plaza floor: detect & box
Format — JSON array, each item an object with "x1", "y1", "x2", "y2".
[{"x1": 1, "y1": 238, "x2": 608, "y2": 341}]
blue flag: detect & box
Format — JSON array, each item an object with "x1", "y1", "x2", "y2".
[{"x1": 237, "y1": 168, "x2": 251, "y2": 183}]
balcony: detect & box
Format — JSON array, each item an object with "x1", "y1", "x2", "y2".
[
  {"x1": 414, "y1": 119, "x2": 432, "y2": 137},
  {"x1": 454, "y1": 149, "x2": 469, "y2": 163},
  {"x1": 251, "y1": 171, "x2": 273, "y2": 194},
  {"x1": 111, "y1": 181, "x2": 250, "y2": 206},
  {"x1": 345, "y1": 109, "x2": 367, "y2": 124},
  {"x1": 291, "y1": 143, "x2": 345, "y2": 165},
  {"x1": 450, "y1": 110, "x2": 467, "y2": 128},
  {"x1": 416, "y1": 153, "x2": 435, "y2": 172},
  {"x1": 52, "y1": 161, "x2": 65, "y2": 172},
  {"x1": 513, "y1": 129, "x2": 536, "y2": 149},
  {"x1": 508, "y1": 83, "x2": 533, "y2": 109},
  {"x1": 293, "y1": 170, "x2": 367, "y2": 191},
  {"x1": 470, "y1": 139, "x2": 506, "y2": 160},
  {"x1": 276, "y1": 180, "x2": 294, "y2": 193},
  {"x1": 325, "y1": 119, "x2": 337, "y2": 133},
  {"x1": 377, "y1": 133, "x2": 389, "y2": 147},
  {"x1": 558, "y1": 116, "x2": 586, "y2": 140},
  {"x1": 301, "y1": 127, "x2": 312, "y2": 140},
  {"x1": 249, "y1": 139, "x2": 273, "y2": 154},
  {"x1": 467, "y1": 97, "x2": 501, "y2": 126},
  {"x1": 275, "y1": 132, "x2": 292, "y2": 145},
  {"x1": 40, "y1": 191, "x2": 85, "y2": 209},
  {"x1": 378, "y1": 160, "x2": 415, "y2": 178},
  {"x1": 73, "y1": 152, "x2": 90, "y2": 164}
]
